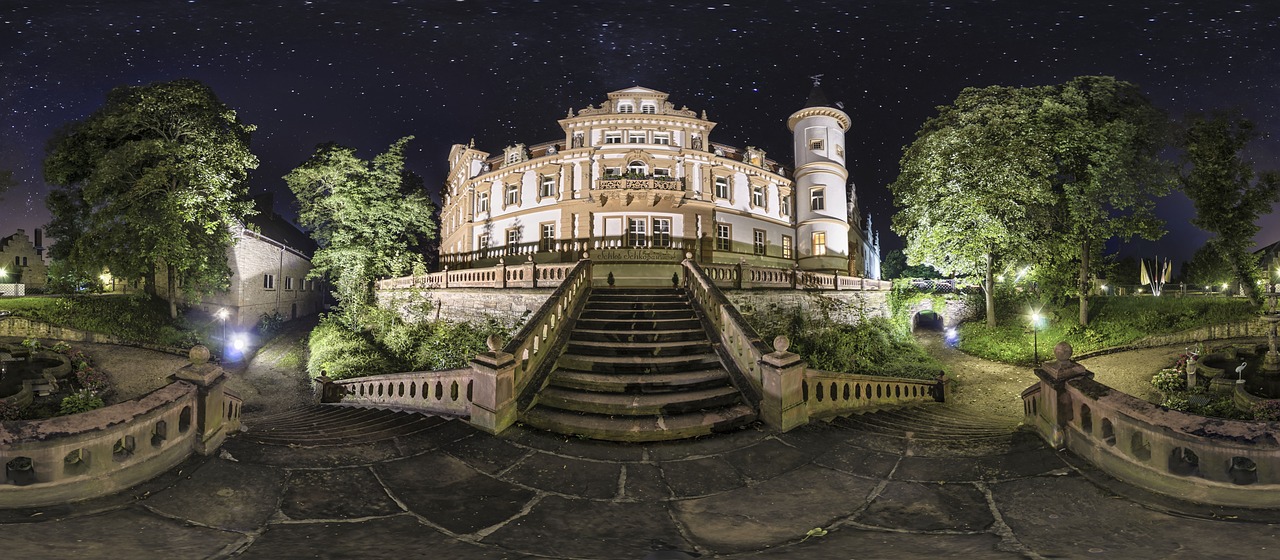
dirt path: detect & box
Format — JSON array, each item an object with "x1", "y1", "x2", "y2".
[
  {"x1": 916, "y1": 333, "x2": 1033, "y2": 424},
  {"x1": 223, "y1": 316, "x2": 317, "y2": 422}
]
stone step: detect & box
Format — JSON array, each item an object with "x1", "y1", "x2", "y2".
[
  {"x1": 556, "y1": 352, "x2": 723, "y2": 374},
  {"x1": 583, "y1": 300, "x2": 691, "y2": 311},
  {"x1": 578, "y1": 308, "x2": 696, "y2": 321},
  {"x1": 570, "y1": 328, "x2": 707, "y2": 343},
  {"x1": 549, "y1": 367, "x2": 732, "y2": 393},
  {"x1": 246, "y1": 405, "x2": 386, "y2": 430},
  {"x1": 839, "y1": 412, "x2": 1012, "y2": 439},
  {"x1": 249, "y1": 409, "x2": 429, "y2": 440},
  {"x1": 537, "y1": 385, "x2": 742, "y2": 416},
  {"x1": 590, "y1": 288, "x2": 685, "y2": 297},
  {"x1": 244, "y1": 408, "x2": 442, "y2": 445},
  {"x1": 573, "y1": 317, "x2": 703, "y2": 332},
  {"x1": 521, "y1": 403, "x2": 758, "y2": 442},
  {"x1": 247, "y1": 416, "x2": 443, "y2": 447},
  {"x1": 564, "y1": 339, "x2": 712, "y2": 357},
  {"x1": 876, "y1": 407, "x2": 1019, "y2": 432}
]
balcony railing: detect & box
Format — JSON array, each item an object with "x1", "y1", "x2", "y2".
[{"x1": 596, "y1": 177, "x2": 685, "y2": 191}]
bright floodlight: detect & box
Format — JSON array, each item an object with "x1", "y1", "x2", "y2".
[
  {"x1": 216, "y1": 308, "x2": 230, "y2": 320},
  {"x1": 231, "y1": 334, "x2": 248, "y2": 352},
  {"x1": 1223, "y1": 283, "x2": 1230, "y2": 290},
  {"x1": 0, "y1": 267, "x2": 7, "y2": 279}
]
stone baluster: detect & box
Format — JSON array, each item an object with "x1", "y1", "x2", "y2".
[{"x1": 760, "y1": 335, "x2": 808, "y2": 431}]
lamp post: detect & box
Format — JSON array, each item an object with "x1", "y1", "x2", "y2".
[
  {"x1": 216, "y1": 308, "x2": 229, "y2": 357},
  {"x1": 1030, "y1": 311, "x2": 1042, "y2": 366}
]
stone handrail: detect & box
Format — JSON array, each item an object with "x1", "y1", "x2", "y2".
[
  {"x1": 694, "y1": 262, "x2": 888, "y2": 292},
  {"x1": 595, "y1": 177, "x2": 685, "y2": 191},
  {"x1": 803, "y1": 369, "x2": 941, "y2": 420},
  {"x1": 505, "y1": 259, "x2": 592, "y2": 395},
  {"x1": 1023, "y1": 346, "x2": 1280, "y2": 508},
  {"x1": 326, "y1": 368, "x2": 473, "y2": 417},
  {"x1": 682, "y1": 259, "x2": 771, "y2": 403},
  {"x1": 0, "y1": 360, "x2": 239, "y2": 508},
  {"x1": 377, "y1": 260, "x2": 577, "y2": 291}
]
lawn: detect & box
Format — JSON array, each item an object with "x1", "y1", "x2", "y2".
[{"x1": 0, "y1": 294, "x2": 206, "y2": 348}]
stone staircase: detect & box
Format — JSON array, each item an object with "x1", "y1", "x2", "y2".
[
  {"x1": 237, "y1": 405, "x2": 442, "y2": 447},
  {"x1": 823, "y1": 404, "x2": 1037, "y2": 458},
  {"x1": 521, "y1": 288, "x2": 757, "y2": 442}
]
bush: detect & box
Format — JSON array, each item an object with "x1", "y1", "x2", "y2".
[
  {"x1": 75, "y1": 367, "x2": 111, "y2": 394},
  {"x1": 306, "y1": 317, "x2": 398, "y2": 380},
  {"x1": 257, "y1": 311, "x2": 286, "y2": 337},
  {"x1": 749, "y1": 308, "x2": 945, "y2": 380},
  {"x1": 0, "y1": 400, "x2": 22, "y2": 421},
  {"x1": 0, "y1": 294, "x2": 204, "y2": 347},
  {"x1": 1151, "y1": 368, "x2": 1186, "y2": 393},
  {"x1": 59, "y1": 390, "x2": 105, "y2": 416},
  {"x1": 1251, "y1": 400, "x2": 1280, "y2": 422}
]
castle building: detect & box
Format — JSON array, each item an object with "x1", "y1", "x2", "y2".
[
  {"x1": 437, "y1": 86, "x2": 879, "y2": 283},
  {"x1": 0, "y1": 229, "x2": 48, "y2": 291}
]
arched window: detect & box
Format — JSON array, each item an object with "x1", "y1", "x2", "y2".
[
  {"x1": 627, "y1": 160, "x2": 647, "y2": 175},
  {"x1": 618, "y1": 102, "x2": 634, "y2": 113}
]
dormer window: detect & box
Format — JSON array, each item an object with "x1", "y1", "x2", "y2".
[
  {"x1": 618, "y1": 102, "x2": 634, "y2": 113},
  {"x1": 641, "y1": 102, "x2": 656, "y2": 114}
]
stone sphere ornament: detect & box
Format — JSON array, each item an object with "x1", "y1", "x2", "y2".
[
  {"x1": 189, "y1": 345, "x2": 211, "y2": 365},
  {"x1": 774, "y1": 335, "x2": 791, "y2": 353},
  {"x1": 1054, "y1": 342, "x2": 1073, "y2": 363}
]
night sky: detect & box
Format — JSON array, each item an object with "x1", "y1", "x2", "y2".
[{"x1": 3, "y1": 1, "x2": 1278, "y2": 268}]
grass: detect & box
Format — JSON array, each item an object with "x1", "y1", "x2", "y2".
[
  {"x1": 748, "y1": 309, "x2": 947, "y2": 380},
  {"x1": 957, "y1": 296, "x2": 1260, "y2": 365},
  {"x1": 0, "y1": 294, "x2": 204, "y2": 348}
]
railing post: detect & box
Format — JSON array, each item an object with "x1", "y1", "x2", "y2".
[
  {"x1": 171, "y1": 345, "x2": 231, "y2": 456},
  {"x1": 520, "y1": 256, "x2": 536, "y2": 288},
  {"x1": 1030, "y1": 342, "x2": 1091, "y2": 449},
  {"x1": 442, "y1": 266, "x2": 450, "y2": 289},
  {"x1": 734, "y1": 259, "x2": 745, "y2": 289},
  {"x1": 313, "y1": 375, "x2": 343, "y2": 404},
  {"x1": 495, "y1": 258, "x2": 507, "y2": 289},
  {"x1": 759, "y1": 335, "x2": 808, "y2": 431},
  {"x1": 470, "y1": 335, "x2": 518, "y2": 435}
]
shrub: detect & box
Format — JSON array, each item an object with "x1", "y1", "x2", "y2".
[
  {"x1": 59, "y1": 390, "x2": 105, "y2": 416},
  {"x1": 0, "y1": 400, "x2": 22, "y2": 421},
  {"x1": 1151, "y1": 368, "x2": 1186, "y2": 393},
  {"x1": 75, "y1": 367, "x2": 111, "y2": 394},
  {"x1": 749, "y1": 308, "x2": 944, "y2": 380},
  {"x1": 1161, "y1": 393, "x2": 1190, "y2": 412},
  {"x1": 1250, "y1": 400, "x2": 1280, "y2": 422},
  {"x1": 306, "y1": 317, "x2": 398, "y2": 380},
  {"x1": 257, "y1": 311, "x2": 286, "y2": 337},
  {"x1": 50, "y1": 341, "x2": 72, "y2": 354}
]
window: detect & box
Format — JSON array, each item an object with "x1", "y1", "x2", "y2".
[
  {"x1": 781, "y1": 195, "x2": 791, "y2": 217},
  {"x1": 540, "y1": 223, "x2": 555, "y2": 252},
  {"x1": 653, "y1": 218, "x2": 672, "y2": 248},
  {"x1": 641, "y1": 102, "x2": 656, "y2": 114},
  {"x1": 782, "y1": 235, "x2": 793, "y2": 259},
  {"x1": 627, "y1": 160, "x2": 647, "y2": 175},
  {"x1": 810, "y1": 188, "x2": 825, "y2": 211},
  {"x1": 715, "y1": 224, "x2": 731, "y2": 251},
  {"x1": 810, "y1": 139, "x2": 824, "y2": 151},
  {"x1": 653, "y1": 132, "x2": 670, "y2": 145},
  {"x1": 507, "y1": 229, "x2": 521, "y2": 253},
  {"x1": 285, "y1": 277, "x2": 293, "y2": 290},
  {"x1": 653, "y1": 168, "x2": 670, "y2": 177},
  {"x1": 812, "y1": 231, "x2": 827, "y2": 256},
  {"x1": 540, "y1": 176, "x2": 556, "y2": 198},
  {"x1": 505, "y1": 183, "x2": 519, "y2": 206},
  {"x1": 751, "y1": 185, "x2": 765, "y2": 208},
  {"x1": 478, "y1": 233, "x2": 491, "y2": 249},
  {"x1": 263, "y1": 274, "x2": 275, "y2": 290},
  {"x1": 714, "y1": 176, "x2": 730, "y2": 199},
  {"x1": 476, "y1": 192, "x2": 489, "y2": 213},
  {"x1": 507, "y1": 151, "x2": 520, "y2": 164},
  {"x1": 753, "y1": 229, "x2": 766, "y2": 256},
  {"x1": 836, "y1": 144, "x2": 844, "y2": 157},
  {"x1": 618, "y1": 102, "x2": 634, "y2": 113},
  {"x1": 628, "y1": 218, "x2": 647, "y2": 247},
  {"x1": 605, "y1": 131, "x2": 622, "y2": 144},
  {"x1": 628, "y1": 131, "x2": 646, "y2": 144}
]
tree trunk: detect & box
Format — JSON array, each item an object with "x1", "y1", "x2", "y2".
[
  {"x1": 144, "y1": 263, "x2": 157, "y2": 297},
  {"x1": 1079, "y1": 238, "x2": 1090, "y2": 326},
  {"x1": 985, "y1": 251, "x2": 996, "y2": 327},
  {"x1": 167, "y1": 264, "x2": 179, "y2": 319},
  {"x1": 1228, "y1": 255, "x2": 1262, "y2": 306}
]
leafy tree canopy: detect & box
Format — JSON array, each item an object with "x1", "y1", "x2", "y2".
[
  {"x1": 880, "y1": 249, "x2": 943, "y2": 280},
  {"x1": 43, "y1": 79, "x2": 258, "y2": 316},
  {"x1": 284, "y1": 136, "x2": 437, "y2": 328}
]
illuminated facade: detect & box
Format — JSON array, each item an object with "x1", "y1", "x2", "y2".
[{"x1": 437, "y1": 86, "x2": 879, "y2": 281}]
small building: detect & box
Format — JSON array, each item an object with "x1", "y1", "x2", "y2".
[{"x1": 0, "y1": 229, "x2": 48, "y2": 290}]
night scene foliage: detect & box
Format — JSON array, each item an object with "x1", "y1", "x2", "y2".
[
  {"x1": 1180, "y1": 111, "x2": 1280, "y2": 305},
  {"x1": 284, "y1": 136, "x2": 437, "y2": 329},
  {"x1": 42, "y1": 79, "x2": 259, "y2": 318}
]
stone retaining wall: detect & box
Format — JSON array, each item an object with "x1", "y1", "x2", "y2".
[
  {"x1": 0, "y1": 317, "x2": 189, "y2": 357},
  {"x1": 376, "y1": 288, "x2": 555, "y2": 327}
]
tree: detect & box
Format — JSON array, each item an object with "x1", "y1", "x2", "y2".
[
  {"x1": 1182, "y1": 242, "x2": 1233, "y2": 290},
  {"x1": 880, "y1": 248, "x2": 942, "y2": 280},
  {"x1": 285, "y1": 137, "x2": 437, "y2": 328},
  {"x1": 1180, "y1": 112, "x2": 1280, "y2": 306},
  {"x1": 44, "y1": 79, "x2": 258, "y2": 317},
  {"x1": 891, "y1": 85, "x2": 1055, "y2": 326}
]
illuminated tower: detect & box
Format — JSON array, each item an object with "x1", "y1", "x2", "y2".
[{"x1": 788, "y1": 77, "x2": 852, "y2": 272}]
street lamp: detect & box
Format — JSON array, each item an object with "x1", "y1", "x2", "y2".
[
  {"x1": 1030, "y1": 311, "x2": 1043, "y2": 366},
  {"x1": 216, "y1": 308, "x2": 230, "y2": 355}
]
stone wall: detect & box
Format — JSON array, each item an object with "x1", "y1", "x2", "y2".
[
  {"x1": 376, "y1": 288, "x2": 555, "y2": 327},
  {"x1": 0, "y1": 317, "x2": 189, "y2": 356},
  {"x1": 725, "y1": 289, "x2": 980, "y2": 329}
]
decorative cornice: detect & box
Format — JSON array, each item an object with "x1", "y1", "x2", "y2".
[{"x1": 787, "y1": 107, "x2": 851, "y2": 132}]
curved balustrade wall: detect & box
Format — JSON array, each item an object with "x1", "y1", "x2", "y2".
[
  {"x1": 331, "y1": 369, "x2": 473, "y2": 417},
  {"x1": 804, "y1": 370, "x2": 940, "y2": 419}
]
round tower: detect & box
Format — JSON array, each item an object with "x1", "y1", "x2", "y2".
[{"x1": 788, "y1": 81, "x2": 852, "y2": 273}]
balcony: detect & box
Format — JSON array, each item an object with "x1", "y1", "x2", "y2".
[{"x1": 596, "y1": 177, "x2": 684, "y2": 191}]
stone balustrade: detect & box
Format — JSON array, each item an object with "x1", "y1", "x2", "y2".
[
  {"x1": 322, "y1": 368, "x2": 473, "y2": 417},
  {"x1": 697, "y1": 261, "x2": 887, "y2": 292},
  {"x1": 376, "y1": 260, "x2": 578, "y2": 291},
  {"x1": 0, "y1": 348, "x2": 240, "y2": 508},
  {"x1": 803, "y1": 370, "x2": 942, "y2": 419},
  {"x1": 1022, "y1": 342, "x2": 1280, "y2": 508}
]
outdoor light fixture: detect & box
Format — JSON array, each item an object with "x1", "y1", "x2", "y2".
[
  {"x1": 231, "y1": 333, "x2": 248, "y2": 352},
  {"x1": 997, "y1": 275, "x2": 1004, "y2": 282},
  {"x1": 216, "y1": 308, "x2": 230, "y2": 353},
  {"x1": 1029, "y1": 310, "x2": 1044, "y2": 366},
  {"x1": 0, "y1": 267, "x2": 7, "y2": 279},
  {"x1": 1223, "y1": 283, "x2": 1230, "y2": 291}
]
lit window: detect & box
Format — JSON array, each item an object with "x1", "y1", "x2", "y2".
[
  {"x1": 653, "y1": 218, "x2": 671, "y2": 248},
  {"x1": 540, "y1": 223, "x2": 555, "y2": 252},
  {"x1": 605, "y1": 131, "x2": 622, "y2": 144},
  {"x1": 716, "y1": 224, "x2": 731, "y2": 251},
  {"x1": 810, "y1": 139, "x2": 824, "y2": 151},
  {"x1": 653, "y1": 132, "x2": 670, "y2": 145},
  {"x1": 627, "y1": 160, "x2": 647, "y2": 175},
  {"x1": 618, "y1": 103, "x2": 634, "y2": 113},
  {"x1": 628, "y1": 218, "x2": 647, "y2": 247},
  {"x1": 782, "y1": 235, "x2": 793, "y2": 259},
  {"x1": 263, "y1": 274, "x2": 275, "y2": 290},
  {"x1": 505, "y1": 183, "x2": 519, "y2": 206},
  {"x1": 810, "y1": 188, "x2": 825, "y2": 211},
  {"x1": 753, "y1": 229, "x2": 766, "y2": 255},
  {"x1": 781, "y1": 195, "x2": 791, "y2": 217},
  {"x1": 540, "y1": 176, "x2": 556, "y2": 198},
  {"x1": 641, "y1": 102, "x2": 656, "y2": 114},
  {"x1": 476, "y1": 192, "x2": 489, "y2": 213},
  {"x1": 628, "y1": 131, "x2": 646, "y2": 143},
  {"x1": 752, "y1": 185, "x2": 765, "y2": 208},
  {"x1": 714, "y1": 176, "x2": 730, "y2": 199},
  {"x1": 508, "y1": 151, "x2": 520, "y2": 163},
  {"x1": 812, "y1": 231, "x2": 827, "y2": 256}
]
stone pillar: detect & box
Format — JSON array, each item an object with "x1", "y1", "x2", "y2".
[
  {"x1": 172, "y1": 345, "x2": 230, "y2": 456},
  {"x1": 494, "y1": 259, "x2": 507, "y2": 289},
  {"x1": 469, "y1": 335, "x2": 517, "y2": 434},
  {"x1": 519, "y1": 257, "x2": 536, "y2": 288},
  {"x1": 759, "y1": 336, "x2": 808, "y2": 432},
  {"x1": 313, "y1": 375, "x2": 343, "y2": 404},
  {"x1": 737, "y1": 260, "x2": 750, "y2": 289},
  {"x1": 1031, "y1": 342, "x2": 1091, "y2": 449}
]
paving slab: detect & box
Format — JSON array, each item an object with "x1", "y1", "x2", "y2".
[
  {"x1": 240, "y1": 515, "x2": 526, "y2": 560},
  {"x1": 991, "y1": 473, "x2": 1280, "y2": 558},
  {"x1": 657, "y1": 455, "x2": 747, "y2": 497},
  {"x1": 501, "y1": 451, "x2": 623, "y2": 499},
  {"x1": 892, "y1": 448, "x2": 1067, "y2": 482},
  {"x1": 444, "y1": 433, "x2": 533, "y2": 475},
  {"x1": 375, "y1": 451, "x2": 537, "y2": 535},
  {"x1": 482, "y1": 495, "x2": 689, "y2": 560},
  {"x1": 720, "y1": 437, "x2": 815, "y2": 481},
  {"x1": 671, "y1": 464, "x2": 879, "y2": 554},
  {"x1": 144, "y1": 457, "x2": 284, "y2": 532},
  {"x1": 856, "y1": 480, "x2": 993, "y2": 531},
  {"x1": 279, "y1": 467, "x2": 402, "y2": 520},
  {"x1": 0, "y1": 506, "x2": 240, "y2": 558},
  {"x1": 643, "y1": 426, "x2": 768, "y2": 461},
  {"x1": 811, "y1": 441, "x2": 900, "y2": 479},
  {"x1": 621, "y1": 463, "x2": 672, "y2": 501},
  {"x1": 746, "y1": 526, "x2": 1021, "y2": 559},
  {"x1": 550, "y1": 434, "x2": 649, "y2": 462}
]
